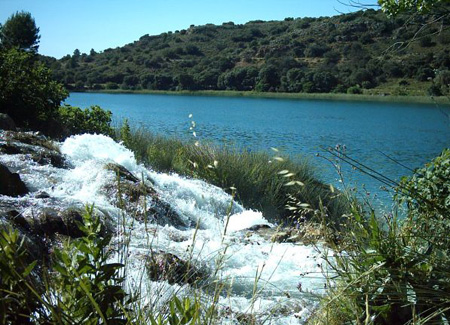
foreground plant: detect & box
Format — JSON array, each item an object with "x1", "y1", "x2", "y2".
[
  {"x1": 0, "y1": 228, "x2": 42, "y2": 324},
  {"x1": 311, "y1": 149, "x2": 450, "y2": 324},
  {"x1": 50, "y1": 205, "x2": 132, "y2": 324}
]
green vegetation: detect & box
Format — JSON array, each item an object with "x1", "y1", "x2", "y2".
[
  {"x1": 118, "y1": 126, "x2": 348, "y2": 225},
  {"x1": 0, "y1": 207, "x2": 131, "y2": 324},
  {"x1": 310, "y1": 149, "x2": 450, "y2": 324},
  {"x1": 42, "y1": 8, "x2": 450, "y2": 97},
  {"x1": 379, "y1": 0, "x2": 450, "y2": 15},
  {"x1": 0, "y1": 48, "x2": 68, "y2": 130},
  {"x1": 0, "y1": 11, "x2": 40, "y2": 52},
  {"x1": 2, "y1": 7, "x2": 450, "y2": 325},
  {"x1": 57, "y1": 105, "x2": 114, "y2": 138},
  {"x1": 0, "y1": 12, "x2": 114, "y2": 138}
]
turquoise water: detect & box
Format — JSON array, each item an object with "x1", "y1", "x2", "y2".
[{"x1": 66, "y1": 92, "x2": 450, "y2": 209}]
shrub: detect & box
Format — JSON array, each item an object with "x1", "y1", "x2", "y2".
[
  {"x1": 428, "y1": 83, "x2": 443, "y2": 96},
  {"x1": 304, "y1": 43, "x2": 330, "y2": 58},
  {"x1": 0, "y1": 48, "x2": 68, "y2": 130},
  {"x1": 0, "y1": 206, "x2": 133, "y2": 323},
  {"x1": 56, "y1": 105, "x2": 114, "y2": 138},
  {"x1": 105, "y1": 82, "x2": 119, "y2": 90},
  {"x1": 51, "y1": 205, "x2": 131, "y2": 323},
  {"x1": 313, "y1": 149, "x2": 450, "y2": 324},
  {"x1": 0, "y1": 228, "x2": 43, "y2": 323},
  {"x1": 347, "y1": 85, "x2": 362, "y2": 94}
]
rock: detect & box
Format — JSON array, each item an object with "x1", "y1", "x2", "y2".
[
  {"x1": 269, "y1": 300, "x2": 304, "y2": 317},
  {"x1": 146, "y1": 251, "x2": 206, "y2": 285},
  {"x1": 271, "y1": 231, "x2": 291, "y2": 243},
  {"x1": 245, "y1": 225, "x2": 320, "y2": 244},
  {"x1": 246, "y1": 224, "x2": 271, "y2": 231},
  {"x1": 35, "y1": 191, "x2": 50, "y2": 199},
  {"x1": 0, "y1": 113, "x2": 16, "y2": 131},
  {"x1": 58, "y1": 208, "x2": 85, "y2": 238},
  {"x1": 32, "y1": 208, "x2": 84, "y2": 238},
  {"x1": 0, "y1": 131, "x2": 67, "y2": 168},
  {"x1": 0, "y1": 208, "x2": 48, "y2": 263},
  {"x1": 104, "y1": 163, "x2": 186, "y2": 229},
  {"x1": 4, "y1": 210, "x2": 31, "y2": 231},
  {"x1": 0, "y1": 163, "x2": 29, "y2": 197},
  {"x1": 105, "y1": 163, "x2": 141, "y2": 183}
]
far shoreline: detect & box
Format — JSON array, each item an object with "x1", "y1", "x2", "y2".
[{"x1": 70, "y1": 89, "x2": 450, "y2": 106}]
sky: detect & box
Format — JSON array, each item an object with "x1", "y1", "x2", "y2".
[{"x1": 0, "y1": 0, "x2": 379, "y2": 59}]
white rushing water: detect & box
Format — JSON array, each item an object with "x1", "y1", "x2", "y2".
[{"x1": 2, "y1": 134, "x2": 327, "y2": 324}]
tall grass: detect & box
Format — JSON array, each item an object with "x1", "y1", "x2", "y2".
[
  {"x1": 309, "y1": 148, "x2": 450, "y2": 324},
  {"x1": 118, "y1": 125, "x2": 349, "y2": 226}
]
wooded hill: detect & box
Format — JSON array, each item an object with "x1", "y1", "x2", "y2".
[{"x1": 41, "y1": 8, "x2": 450, "y2": 96}]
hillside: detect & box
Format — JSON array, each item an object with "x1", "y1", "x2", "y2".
[{"x1": 42, "y1": 9, "x2": 450, "y2": 96}]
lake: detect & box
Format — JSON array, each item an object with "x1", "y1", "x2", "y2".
[{"x1": 66, "y1": 92, "x2": 450, "y2": 209}]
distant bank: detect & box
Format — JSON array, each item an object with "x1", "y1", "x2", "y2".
[{"x1": 74, "y1": 89, "x2": 450, "y2": 106}]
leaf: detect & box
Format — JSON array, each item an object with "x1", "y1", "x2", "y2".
[{"x1": 22, "y1": 260, "x2": 37, "y2": 277}]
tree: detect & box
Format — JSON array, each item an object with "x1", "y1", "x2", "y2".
[
  {"x1": 0, "y1": 11, "x2": 40, "y2": 52},
  {"x1": 378, "y1": 0, "x2": 449, "y2": 15},
  {"x1": 0, "y1": 48, "x2": 68, "y2": 128}
]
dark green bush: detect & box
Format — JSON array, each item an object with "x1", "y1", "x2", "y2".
[
  {"x1": 347, "y1": 85, "x2": 362, "y2": 94},
  {"x1": 0, "y1": 48, "x2": 68, "y2": 129},
  {"x1": 56, "y1": 104, "x2": 114, "y2": 138}
]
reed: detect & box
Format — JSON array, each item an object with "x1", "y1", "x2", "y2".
[{"x1": 118, "y1": 125, "x2": 349, "y2": 225}]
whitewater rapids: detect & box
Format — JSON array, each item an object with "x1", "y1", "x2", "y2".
[{"x1": 3, "y1": 133, "x2": 327, "y2": 323}]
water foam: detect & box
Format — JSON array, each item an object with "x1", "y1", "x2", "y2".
[{"x1": 2, "y1": 133, "x2": 325, "y2": 323}]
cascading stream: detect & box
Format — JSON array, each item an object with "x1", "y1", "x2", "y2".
[{"x1": 2, "y1": 133, "x2": 326, "y2": 323}]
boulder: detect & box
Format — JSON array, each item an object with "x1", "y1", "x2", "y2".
[
  {"x1": 104, "y1": 163, "x2": 186, "y2": 229},
  {"x1": 0, "y1": 163, "x2": 29, "y2": 197},
  {"x1": 146, "y1": 251, "x2": 206, "y2": 285},
  {"x1": 30, "y1": 208, "x2": 84, "y2": 238},
  {"x1": 0, "y1": 113, "x2": 16, "y2": 131}
]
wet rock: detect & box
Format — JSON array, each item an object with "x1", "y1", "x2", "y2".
[
  {"x1": 245, "y1": 224, "x2": 322, "y2": 244},
  {"x1": 271, "y1": 230, "x2": 291, "y2": 243},
  {"x1": 104, "y1": 163, "x2": 186, "y2": 229},
  {"x1": 35, "y1": 191, "x2": 50, "y2": 199},
  {"x1": 236, "y1": 313, "x2": 257, "y2": 324},
  {"x1": 0, "y1": 163, "x2": 29, "y2": 197},
  {"x1": 4, "y1": 210, "x2": 31, "y2": 231},
  {"x1": 0, "y1": 113, "x2": 16, "y2": 131},
  {"x1": 31, "y1": 208, "x2": 84, "y2": 238},
  {"x1": 105, "y1": 163, "x2": 141, "y2": 183},
  {"x1": 146, "y1": 251, "x2": 206, "y2": 285},
  {"x1": 0, "y1": 131, "x2": 67, "y2": 168},
  {"x1": 246, "y1": 224, "x2": 271, "y2": 231},
  {"x1": 0, "y1": 208, "x2": 48, "y2": 262},
  {"x1": 35, "y1": 209, "x2": 66, "y2": 236}
]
